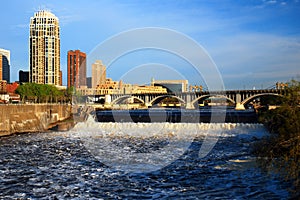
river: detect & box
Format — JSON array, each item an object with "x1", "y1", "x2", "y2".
[{"x1": 0, "y1": 116, "x2": 291, "y2": 199}]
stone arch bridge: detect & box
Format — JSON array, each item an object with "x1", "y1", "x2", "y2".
[{"x1": 91, "y1": 89, "x2": 285, "y2": 110}]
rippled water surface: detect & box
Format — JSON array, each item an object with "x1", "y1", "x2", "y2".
[{"x1": 0, "y1": 121, "x2": 291, "y2": 199}]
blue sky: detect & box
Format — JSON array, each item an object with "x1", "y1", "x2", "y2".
[{"x1": 1, "y1": 0, "x2": 299, "y2": 89}]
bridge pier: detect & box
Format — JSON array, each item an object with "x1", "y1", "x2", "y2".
[
  {"x1": 236, "y1": 93, "x2": 241, "y2": 104},
  {"x1": 186, "y1": 102, "x2": 194, "y2": 109},
  {"x1": 104, "y1": 95, "x2": 112, "y2": 109},
  {"x1": 105, "y1": 95, "x2": 111, "y2": 104},
  {"x1": 185, "y1": 94, "x2": 195, "y2": 109},
  {"x1": 144, "y1": 95, "x2": 152, "y2": 107},
  {"x1": 235, "y1": 103, "x2": 245, "y2": 110},
  {"x1": 234, "y1": 93, "x2": 245, "y2": 110}
]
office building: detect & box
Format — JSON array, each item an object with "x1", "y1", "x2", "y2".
[
  {"x1": 131, "y1": 85, "x2": 167, "y2": 94},
  {"x1": 0, "y1": 48, "x2": 10, "y2": 83},
  {"x1": 67, "y1": 50, "x2": 86, "y2": 88},
  {"x1": 19, "y1": 70, "x2": 29, "y2": 83},
  {"x1": 92, "y1": 60, "x2": 106, "y2": 88},
  {"x1": 86, "y1": 77, "x2": 92, "y2": 88},
  {"x1": 152, "y1": 79, "x2": 189, "y2": 93},
  {"x1": 29, "y1": 10, "x2": 61, "y2": 85}
]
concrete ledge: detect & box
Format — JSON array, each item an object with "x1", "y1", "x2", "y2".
[{"x1": 0, "y1": 104, "x2": 72, "y2": 136}]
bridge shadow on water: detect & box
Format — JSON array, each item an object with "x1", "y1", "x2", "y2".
[{"x1": 96, "y1": 108, "x2": 258, "y2": 123}]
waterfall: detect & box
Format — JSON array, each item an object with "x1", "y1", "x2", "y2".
[{"x1": 69, "y1": 115, "x2": 268, "y2": 173}]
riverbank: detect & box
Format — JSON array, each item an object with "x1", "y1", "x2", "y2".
[
  {"x1": 252, "y1": 80, "x2": 300, "y2": 197},
  {"x1": 0, "y1": 104, "x2": 72, "y2": 136},
  {"x1": 254, "y1": 105, "x2": 300, "y2": 196}
]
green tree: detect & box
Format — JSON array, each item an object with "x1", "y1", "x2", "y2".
[
  {"x1": 66, "y1": 86, "x2": 75, "y2": 104},
  {"x1": 254, "y1": 79, "x2": 300, "y2": 196},
  {"x1": 16, "y1": 83, "x2": 67, "y2": 104}
]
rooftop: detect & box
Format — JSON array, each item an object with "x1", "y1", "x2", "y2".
[{"x1": 33, "y1": 10, "x2": 58, "y2": 20}]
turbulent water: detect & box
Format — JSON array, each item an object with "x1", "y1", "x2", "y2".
[{"x1": 0, "y1": 117, "x2": 291, "y2": 199}]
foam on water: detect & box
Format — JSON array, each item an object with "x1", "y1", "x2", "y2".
[
  {"x1": 69, "y1": 115, "x2": 268, "y2": 173},
  {"x1": 72, "y1": 115, "x2": 266, "y2": 138},
  {"x1": 0, "y1": 116, "x2": 290, "y2": 199}
]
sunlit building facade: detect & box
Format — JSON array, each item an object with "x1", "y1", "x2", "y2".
[
  {"x1": 29, "y1": 10, "x2": 61, "y2": 85},
  {"x1": 92, "y1": 60, "x2": 106, "y2": 88},
  {"x1": 67, "y1": 50, "x2": 86, "y2": 88}
]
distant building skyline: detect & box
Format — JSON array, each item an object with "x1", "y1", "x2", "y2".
[
  {"x1": 29, "y1": 10, "x2": 61, "y2": 86},
  {"x1": 0, "y1": 48, "x2": 10, "y2": 83},
  {"x1": 67, "y1": 50, "x2": 86, "y2": 88},
  {"x1": 1, "y1": 1, "x2": 299, "y2": 89}
]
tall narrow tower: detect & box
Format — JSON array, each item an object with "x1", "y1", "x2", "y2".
[
  {"x1": 67, "y1": 50, "x2": 86, "y2": 88},
  {"x1": 92, "y1": 60, "x2": 106, "y2": 88},
  {"x1": 29, "y1": 10, "x2": 61, "y2": 85}
]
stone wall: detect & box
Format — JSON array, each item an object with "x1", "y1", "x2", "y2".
[{"x1": 0, "y1": 104, "x2": 72, "y2": 136}]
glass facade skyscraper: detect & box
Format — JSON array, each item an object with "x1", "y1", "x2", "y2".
[{"x1": 0, "y1": 48, "x2": 10, "y2": 83}]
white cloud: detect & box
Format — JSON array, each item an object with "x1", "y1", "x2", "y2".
[
  {"x1": 281, "y1": 2, "x2": 287, "y2": 5},
  {"x1": 266, "y1": 0, "x2": 277, "y2": 4}
]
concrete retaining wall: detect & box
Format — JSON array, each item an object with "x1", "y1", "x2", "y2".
[{"x1": 0, "y1": 104, "x2": 72, "y2": 136}]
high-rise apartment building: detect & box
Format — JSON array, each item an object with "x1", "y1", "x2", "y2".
[
  {"x1": 92, "y1": 60, "x2": 106, "y2": 88},
  {"x1": 0, "y1": 48, "x2": 10, "y2": 83},
  {"x1": 67, "y1": 50, "x2": 86, "y2": 88},
  {"x1": 29, "y1": 10, "x2": 61, "y2": 85}
]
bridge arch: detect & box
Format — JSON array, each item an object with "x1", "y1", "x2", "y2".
[
  {"x1": 111, "y1": 95, "x2": 145, "y2": 105},
  {"x1": 149, "y1": 95, "x2": 186, "y2": 106},
  {"x1": 240, "y1": 93, "x2": 284, "y2": 106},
  {"x1": 191, "y1": 95, "x2": 235, "y2": 107}
]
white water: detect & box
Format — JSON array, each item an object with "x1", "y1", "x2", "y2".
[
  {"x1": 0, "y1": 117, "x2": 289, "y2": 199},
  {"x1": 68, "y1": 116, "x2": 268, "y2": 173},
  {"x1": 72, "y1": 115, "x2": 267, "y2": 138}
]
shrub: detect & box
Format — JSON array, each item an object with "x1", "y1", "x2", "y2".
[{"x1": 254, "y1": 80, "x2": 300, "y2": 197}]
